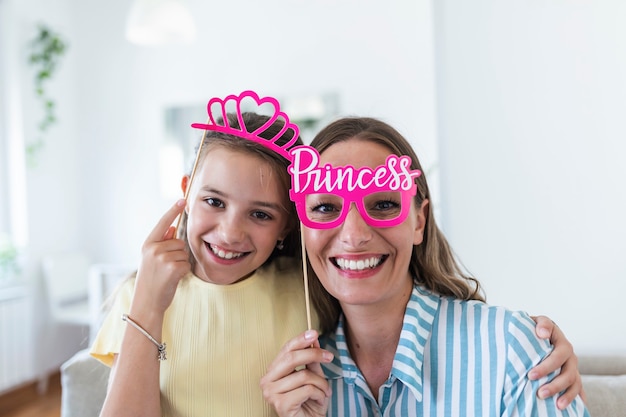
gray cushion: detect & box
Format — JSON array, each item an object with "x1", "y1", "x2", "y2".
[
  {"x1": 578, "y1": 355, "x2": 626, "y2": 376},
  {"x1": 60, "y1": 349, "x2": 110, "y2": 417},
  {"x1": 582, "y1": 374, "x2": 626, "y2": 417}
]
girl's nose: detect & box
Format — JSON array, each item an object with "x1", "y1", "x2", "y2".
[
  {"x1": 338, "y1": 203, "x2": 373, "y2": 248},
  {"x1": 219, "y1": 214, "x2": 245, "y2": 244}
]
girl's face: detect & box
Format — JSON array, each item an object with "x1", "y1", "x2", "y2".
[
  {"x1": 304, "y1": 138, "x2": 427, "y2": 309},
  {"x1": 184, "y1": 146, "x2": 290, "y2": 285}
]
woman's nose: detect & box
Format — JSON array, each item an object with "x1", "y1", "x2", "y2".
[{"x1": 338, "y1": 203, "x2": 373, "y2": 248}]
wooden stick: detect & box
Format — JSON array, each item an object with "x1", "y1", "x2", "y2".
[
  {"x1": 300, "y1": 224, "x2": 313, "y2": 331},
  {"x1": 175, "y1": 127, "x2": 209, "y2": 232}
]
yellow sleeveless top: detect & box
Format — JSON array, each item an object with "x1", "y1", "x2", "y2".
[{"x1": 91, "y1": 257, "x2": 317, "y2": 417}]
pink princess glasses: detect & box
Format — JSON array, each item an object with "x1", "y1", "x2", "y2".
[{"x1": 288, "y1": 146, "x2": 421, "y2": 229}]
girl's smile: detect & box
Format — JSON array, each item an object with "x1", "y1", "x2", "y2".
[{"x1": 207, "y1": 243, "x2": 248, "y2": 261}]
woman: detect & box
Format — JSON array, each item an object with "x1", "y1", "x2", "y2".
[{"x1": 261, "y1": 117, "x2": 589, "y2": 416}]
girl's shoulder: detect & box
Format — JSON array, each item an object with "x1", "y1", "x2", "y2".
[{"x1": 260, "y1": 256, "x2": 303, "y2": 278}]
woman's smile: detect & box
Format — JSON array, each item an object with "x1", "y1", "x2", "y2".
[{"x1": 331, "y1": 254, "x2": 388, "y2": 274}]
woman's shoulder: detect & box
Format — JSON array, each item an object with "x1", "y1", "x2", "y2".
[
  {"x1": 437, "y1": 292, "x2": 534, "y2": 326},
  {"x1": 435, "y1": 293, "x2": 549, "y2": 353}
]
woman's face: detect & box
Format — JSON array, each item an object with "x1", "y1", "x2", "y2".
[
  {"x1": 184, "y1": 146, "x2": 290, "y2": 285},
  {"x1": 304, "y1": 138, "x2": 427, "y2": 308}
]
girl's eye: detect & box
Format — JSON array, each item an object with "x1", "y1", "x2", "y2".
[
  {"x1": 206, "y1": 197, "x2": 225, "y2": 208},
  {"x1": 251, "y1": 211, "x2": 272, "y2": 220}
]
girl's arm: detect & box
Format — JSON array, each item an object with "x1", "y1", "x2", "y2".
[
  {"x1": 506, "y1": 312, "x2": 589, "y2": 416},
  {"x1": 99, "y1": 200, "x2": 190, "y2": 417}
]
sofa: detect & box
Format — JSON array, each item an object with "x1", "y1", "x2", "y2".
[
  {"x1": 577, "y1": 354, "x2": 626, "y2": 416},
  {"x1": 60, "y1": 349, "x2": 626, "y2": 416}
]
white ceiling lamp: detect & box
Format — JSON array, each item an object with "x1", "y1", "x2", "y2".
[{"x1": 125, "y1": 0, "x2": 197, "y2": 46}]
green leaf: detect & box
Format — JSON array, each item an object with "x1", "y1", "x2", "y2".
[{"x1": 27, "y1": 23, "x2": 68, "y2": 159}]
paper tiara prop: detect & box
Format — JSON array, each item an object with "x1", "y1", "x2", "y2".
[
  {"x1": 190, "y1": 90, "x2": 300, "y2": 160},
  {"x1": 190, "y1": 90, "x2": 422, "y2": 229}
]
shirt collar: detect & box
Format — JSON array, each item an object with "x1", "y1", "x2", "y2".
[{"x1": 321, "y1": 285, "x2": 441, "y2": 402}]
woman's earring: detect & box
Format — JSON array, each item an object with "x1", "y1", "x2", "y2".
[{"x1": 276, "y1": 240, "x2": 284, "y2": 250}]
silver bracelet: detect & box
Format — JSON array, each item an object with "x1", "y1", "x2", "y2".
[{"x1": 121, "y1": 314, "x2": 167, "y2": 361}]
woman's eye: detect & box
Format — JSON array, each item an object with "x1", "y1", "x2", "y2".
[
  {"x1": 374, "y1": 200, "x2": 400, "y2": 211},
  {"x1": 311, "y1": 203, "x2": 338, "y2": 213},
  {"x1": 206, "y1": 197, "x2": 225, "y2": 208}
]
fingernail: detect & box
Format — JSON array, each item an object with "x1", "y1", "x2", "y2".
[
  {"x1": 177, "y1": 199, "x2": 186, "y2": 206},
  {"x1": 528, "y1": 370, "x2": 538, "y2": 380},
  {"x1": 538, "y1": 328, "x2": 550, "y2": 338},
  {"x1": 322, "y1": 351, "x2": 334, "y2": 361},
  {"x1": 538, "y1": 388, "x2": 550, "y2": 399},
  {"x1": 304, "y1": 330, "x2": 316, "y2": 340}
]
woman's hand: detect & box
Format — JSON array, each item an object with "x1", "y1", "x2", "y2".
[
  {"x1": 261, "y1": 330, "x2": 333, "y2": 417},
  {"x1": 530, "y1": 315, "x2": 586, "y2": 409},
  {"x1": 131, "y1": 199, "x2": 191, "y2": 319}
]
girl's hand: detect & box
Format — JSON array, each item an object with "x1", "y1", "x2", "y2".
[
  {"x1": 131, "y1": 199, "x2": 191, "y2": 318},
  {"x1": 261, "y1": 330, "x2": 333, "y2": 417},
  {"x1": 530, "y1": 315, "x2": 586, "y2": 409}
]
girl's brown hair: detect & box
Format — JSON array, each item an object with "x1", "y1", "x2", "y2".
[
  {"x1": 177, "y1": 112, "x2": 304, "y2": 270},
  {"x1": 308, "y1": 117, "x2": 485, "y2": 334}
]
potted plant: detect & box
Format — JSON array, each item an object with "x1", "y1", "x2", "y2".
[{"x1": 27, "y1": 24, "x2": 68, "y2": 166}]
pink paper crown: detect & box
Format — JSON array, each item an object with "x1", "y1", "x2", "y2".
[{"x1": 191, "y1": 90, "x2": 300, "y2": 160}]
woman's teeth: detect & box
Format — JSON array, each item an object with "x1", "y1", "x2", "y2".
[{"x1": 335, "y1": 256, "x2": 382, "y2": 271}]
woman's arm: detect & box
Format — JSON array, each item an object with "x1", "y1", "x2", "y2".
[{"x1": 531, "y1": 315, "x2": 586, "y2": 410}]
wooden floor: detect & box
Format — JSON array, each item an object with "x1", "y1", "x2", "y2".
[{"x1": 0, "y1": 373, "x2": 61, "y2": 417}]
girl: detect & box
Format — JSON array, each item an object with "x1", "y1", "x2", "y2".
[
  {"x1": 261, "y1": 117, "x2": 589, "y2": 416},
  {"x1": 91, "y1": 107, "x2": 310, "y2": 416}
]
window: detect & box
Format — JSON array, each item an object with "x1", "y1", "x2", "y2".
[{"x1": 0, "y1": 0, "x2": 28, "y2": 253}]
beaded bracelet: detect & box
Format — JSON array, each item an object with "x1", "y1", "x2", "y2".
[{"x1": 122, "y1": 314, "x2": 167, "y2": 361}]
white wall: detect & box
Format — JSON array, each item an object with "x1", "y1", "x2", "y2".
[{"x1": 434, "y1": 0, "x2": 626, "y2": 354}]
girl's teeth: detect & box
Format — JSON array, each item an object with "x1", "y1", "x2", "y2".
[
  {"x1": 211, "y1": 245, "x2": 243, "y2": 259},
  {"x1": 336, "y1": 256, "x2": 381, "y2": 271}
]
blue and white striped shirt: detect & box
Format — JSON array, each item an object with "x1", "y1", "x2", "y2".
[{"x1": 320, "y1": 285, "x2": 589, "y2": 416}]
